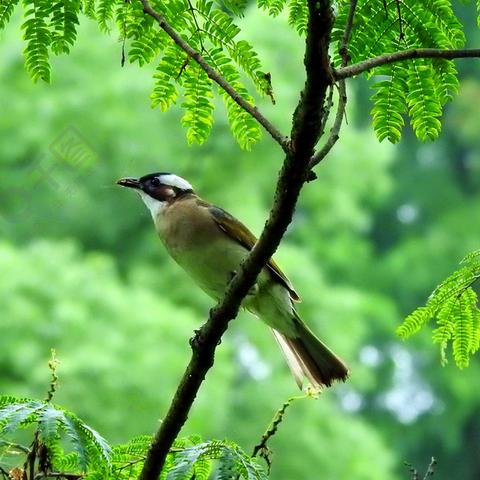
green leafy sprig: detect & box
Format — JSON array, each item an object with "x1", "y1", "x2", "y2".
[{"x1": 397, "y1": 249, "x2": 480, "y2": 368}]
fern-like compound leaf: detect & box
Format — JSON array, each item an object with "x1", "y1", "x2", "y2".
[
  {"x1": 452, "y1": 291, "x2": 474, "y2": 368},
  {"x1": 371, "y1": 63, "x2": 408, "y2": 143},
  {"x1": 432, "y1": 296, "x2": 457, "y2": 365},
  {"x1": 216, "y1": 0, "x2": 248, "y2": 16},
  {"x1": 151, "y1": 43, "x2": 185, "y2": 111},
  {"x1": 50, "y1": 0, "x2": 80, "y2": 55},
  {"x1": 257, "y1": 0, "x2": 287, "y2": 17},
  {"x1": 97, "y1": 0, "x2": 116, "y2": 32},
  {"x1": 397, "y1": 306, "x2": 432, "y2": 339},
  {"x1": 37, "y1": 403, "x2": 64, "y2": 446},
  {"x1": 82, "y1": 0, "x2": 96, "y2": 19},
  {"x1": 0, "y1": 401, "x2": 44, "y2": 433},
  {"x1": 61, "y1": 412, "x2": 110, "y2": 471},
  {"x1": 400, "y1": 249, "x2": 480, "y2": 368},
  {"x1": 334, "y1": 0, "x2": 465, "y2": 142},
  {"x1": 406, "y1": 59, "x2": 443, "y2": 141},
  {"x1": 21, "y1": 0, "x2": 52, "y2": 82},
  {"x1": 461, "y1": 249, "x2": 480, "y2": 265},
  {"x1": 288, "y1": 0, "x2": 308, "y2": 36},
  {"x1": 432, "y1": 58, "x2": 459, "y2": 105},
  {"x1": 181, "y1": 63, "x2": 215, "y2": 145},
  {"x1": 0, "y1": 0, "x2": 19, "y2": 33},
  {"x1": 167, "y1": 440, "x2": 266, "y2": 480}
]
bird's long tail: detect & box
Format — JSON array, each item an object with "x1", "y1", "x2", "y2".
[{"x1": 272, "y1": 315, "x2": 349, "y2": 389}]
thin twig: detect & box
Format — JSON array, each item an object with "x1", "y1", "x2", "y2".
[
  {"x1": 139, "y1": 0, "x2": 290, "y2": 152},
  {"x1": 251, "y1": 391, "x2": 316, "y2": 473},
  {"x1": 309, "y1": 79, "x2": 347, "y2": 168},
  {"x1": 404, "y1": 462, "x2": 420, "y2": 480},
  {"x1": 45, "y1": 350, "x2": 59, "y2": 403},
  {"x1": 318, "y1": 85, "x2": 334, "y2": 138},
  {"x1": 114, "y1": 457, "x2": 146, "y2": 474},
  {"x1": 422, "y1": 457, "x2": 437, "y2": 479},
  {"x1": 33, "y1": 472, "x2": 83, "y2": 480},
  {"x1": 309, "y1": 0, "x2": 356, "y2": 169},
  {"x1": 185, "y1": 0, "x2": 205, "y2": 54},
  {"x1": 395, "y1": 0, "x2": 404, "y2": 40},
  {"x1": 338, "y1": 0, "x2": 357, "y2": 67},
  {"x1": 137, "y1": 1, "x2": 335, "y2": 478},
  {"x1": 335, "y1": 48, "x2": 480, "y2": 79}
]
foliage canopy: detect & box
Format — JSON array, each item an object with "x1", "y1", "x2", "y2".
[{"x1": 2, "y1": 0, "x2": 480, "y2": 147}]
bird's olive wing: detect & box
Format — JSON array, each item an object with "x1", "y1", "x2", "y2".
[{"x1": 209, "y1": 205, "x2": 300, "y2": 302}]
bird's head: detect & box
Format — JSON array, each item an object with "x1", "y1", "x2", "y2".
[{"x1": 117, "y1": 172, "x2": 194, "y2": 217}]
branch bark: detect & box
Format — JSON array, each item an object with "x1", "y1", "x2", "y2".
[
  {"x1": 137, "y1": 1, "x2": 335, "y2": 479},
  {"x1": 335, "y1": 47, "x2": 480, "y2": 80},
  {"x1": 139, "y1": 0, "x2": 289, "y2": 152}
]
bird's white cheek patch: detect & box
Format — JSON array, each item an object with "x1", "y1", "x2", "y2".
[{"x1": 138, "y1": 191, "x2": 167, "y2": 219}]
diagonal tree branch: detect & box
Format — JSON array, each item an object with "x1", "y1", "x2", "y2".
[
  {"x1": 139, "y1": 0, "x2": 290, "y2": 152},
  {"x1": 137, "y1": 1, "x2": 336, "y2": 479},
  {"x1": 335, "y1": 48, "x2": 480, "y2": 80}
]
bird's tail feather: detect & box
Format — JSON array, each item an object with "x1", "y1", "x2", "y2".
[{"x1": 272, "y1": 317, "x2": 349, "y2": 389}]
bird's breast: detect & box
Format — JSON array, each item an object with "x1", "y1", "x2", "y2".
[
  {"x1": 168, "y1": 236, "x2": 250, "y2": 300},
  {"x1": 153, "y1": 205, "x2": 245, "y2": 299}
]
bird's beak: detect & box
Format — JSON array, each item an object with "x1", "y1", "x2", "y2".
[{"x1": 117, "y1": 177, "x2": 141, "y2": 189}]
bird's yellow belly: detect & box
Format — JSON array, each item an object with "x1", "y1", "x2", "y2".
[
  {"x1": 166, "y1": 238, "x2": 250, "y2": 301},
  {"x1": 161, "y1": 231, "x2": 296, "y2": 336}
]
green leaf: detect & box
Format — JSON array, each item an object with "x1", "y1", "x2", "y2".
[
  {"x1": 223, "y1": 90, "x2": 262, "y2": 150},
  {"x1": 288, "y1": 0, "x2": 308, "y2": 36},
  {"x1": 400, "y1": 249, "x2": 480, "y2": 367},
  {"x1": 432, "y1": 58, "x2": 459, "y2": 105},
  {"x1": 334, "y1": 0, "x2": 465, "y2": 143},
  {"x1": 49, "y1": 0, "x2": 80, "y2": 55},
  {"x1": 181, "y1": 63, "x2": 215, "y2": 145},
  {"x1": 0, "y1": 397, "x2": 112, "y2": 474},
  {"x1": 166, "y1": 444, "x2": 204, "y2": 479},
  {"x1": 82, "y1": 0, "x2": 96, "y2": 19},
  {"x1": 151, "y1": 43, "x2": 184, "y2": 111},
  {"x1": 406, "y1": 59, "x2": 442, "y2": 141},
  {"x1": 432, "y1": 296, "x2": 457, "y2": 365},
  {"x1": 0, "y1": 401, "x2": 44, "y2": 433},
  {"x1": 21, "y1": 0, "x2": 52, "y2": 82},
  {"x1": 257, "y1": 0, "x2": 287, "y2": 17},
  {"x1": 397, "y1": 306, "x2": 432, "y2": 339},
  {"x1": 371, "y1": 63, "x2": 408, "y2": 143},
  {"x1": 37, "y1": 403, "x2": 64, "y2": 446},
  {"x1": 0, "y1": 0, "x2": 19, "y2": 33},
  {"x1": 97, "y1": 0, "x2": 115, "y2": 32},
  {"x1": 452, "y1": 292, "x2": 474, "y2": 368},
  {"x1": 167, "y1": 440, "x2": 266, "y2": 480},
  {"x1": 217, "y1": 0, "x2": 248, "y2": 16}
]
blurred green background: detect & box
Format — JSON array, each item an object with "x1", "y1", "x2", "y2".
[{"x1": 1, "y1": 4, "x2": 480, "y2": 479}]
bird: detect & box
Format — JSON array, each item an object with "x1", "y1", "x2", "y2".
[{"x1": 117, "y1": 172, "x2": 349, "y2": 389}]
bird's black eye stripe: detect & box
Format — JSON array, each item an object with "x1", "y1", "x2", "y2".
[{"x1": 150, "y1": 177, "x2": 160, "y2": 187}]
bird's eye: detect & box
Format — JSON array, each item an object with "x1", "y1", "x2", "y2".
[{"x1": 150, "y1": 177, "x2": 160, "y2": 187}]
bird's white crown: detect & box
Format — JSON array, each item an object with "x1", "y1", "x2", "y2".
[{"x1": 159, "y1": 174, "x2": 193, "y2": 191}]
